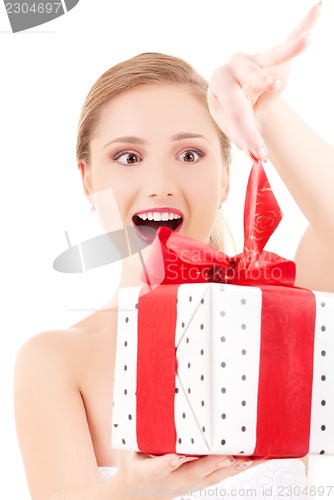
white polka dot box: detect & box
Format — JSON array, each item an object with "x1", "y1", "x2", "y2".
[{"x1": 111, "y1": 282, "x2": 334, "y2": 458}]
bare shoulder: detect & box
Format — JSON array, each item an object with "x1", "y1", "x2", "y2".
[
  {"x1": 14, "y1": 310, "x2": 119, "y2": 498},
  {"x1": 15, "y1": 327, "x2": 88, "y2": 390},
  {"x1": 16, "y1": 327, "x2": 80, "y2": 359},
  {"x1": 15, "y1": 329, "x2": 79, "y2": 392},
  {"x1": 15, "y1": 308, "x2": 118, "y2": 386}
]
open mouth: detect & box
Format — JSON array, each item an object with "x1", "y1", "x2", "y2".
[{"x1": 132, "y1": 211, "x2": 183, "y2": 245}]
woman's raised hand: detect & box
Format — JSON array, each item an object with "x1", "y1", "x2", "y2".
[
  {"x1": 207, "y1": 2, "x2": 322, "y2": 162},
  {"x1": 115, "y1": 450, "x2": 261, "y2": 499}
]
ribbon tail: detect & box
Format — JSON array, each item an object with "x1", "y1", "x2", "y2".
[{"x1": 243, "y1": 160, "x2": 283, "y2": 263}]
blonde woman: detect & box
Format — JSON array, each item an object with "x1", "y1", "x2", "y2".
[{"x1": 15, "y1": 3, "x2": 332, "y2": 499}]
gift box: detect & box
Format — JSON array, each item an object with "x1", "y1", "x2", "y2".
[
  {"x1": 111, "y1": 160, "x2": 334, "y2": 458},
  {"x1": 112, "y1": 282, "x2": 334, "y2": 458}
]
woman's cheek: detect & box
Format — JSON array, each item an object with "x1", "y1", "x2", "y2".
[{"x1": 93, "y1": 186, "x2": 125, "y2": 233}]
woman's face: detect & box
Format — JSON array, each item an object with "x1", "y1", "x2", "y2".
[{"x1": 80, "y1": 84, "x2": 229, "y2": 245}]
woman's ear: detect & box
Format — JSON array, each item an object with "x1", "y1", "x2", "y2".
[{"x1": 78, "y1": 160, "x2": 93, "y2": 197}]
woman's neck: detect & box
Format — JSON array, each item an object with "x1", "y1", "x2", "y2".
[{"x1": 101, "y1": 249, "x2": 151, "y2": 311}]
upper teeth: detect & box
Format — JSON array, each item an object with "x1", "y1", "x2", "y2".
[{"x1": 136, "y1": 211, "x2": 182, "y2": 221}]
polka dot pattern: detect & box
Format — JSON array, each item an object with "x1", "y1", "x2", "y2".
[
  {"x1": 309, "y1": 291, "x2": 334, "y2": 455},
  {"x1": 174, "y1": 284, "x2": 213, "y2": 454},
  {"x1": 175, "y1": 283, "x2": 262, "y2": 454},
  {"x1": 112, "y1": 284, "x2": 334, "y2": 456},
  {"x1": 211, "y1": 284, "x2": 262, "y2": 454},
  {"x1": 111, "y1": 287, "x2": 140, "y2": 451}
]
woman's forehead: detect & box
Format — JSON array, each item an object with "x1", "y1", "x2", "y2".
[{"x1": 92, "y1": 84, "x2": 219, "y2": 144}]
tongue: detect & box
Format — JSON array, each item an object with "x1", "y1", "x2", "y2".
[
  {"x1": 134, "y1": 219, "x2": 181, "y2": 244},
  {"x1": 136, "y1": 219, "x2": 180, "y2": 232}
]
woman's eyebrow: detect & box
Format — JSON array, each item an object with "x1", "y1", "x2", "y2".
[
  {"x1": 171, "y1": 132, "x2": 210, "y2": 143},
  {"x1": 102, "y1": 136, "x2": 147, "y2": 150}
]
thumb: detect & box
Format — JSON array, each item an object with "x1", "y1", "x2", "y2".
[{"x1": 136, "y1": 453, "x2": 199, "y2": 480}]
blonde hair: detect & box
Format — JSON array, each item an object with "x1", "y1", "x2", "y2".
[{"x1": 76, "y1": 52, "x2": 232, "y2": 251}]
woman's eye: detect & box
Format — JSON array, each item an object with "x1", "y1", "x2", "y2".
[
  {"x1": 112, "y1": 151, "x2": 142, "y2": 165},
  {"x1": 178, "y1": 148, "x2": 204, "y2": 163}
]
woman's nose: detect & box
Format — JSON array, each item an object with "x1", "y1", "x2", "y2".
[{"x1": 144, "y1": 162, "x2": 177, "y2": 199}]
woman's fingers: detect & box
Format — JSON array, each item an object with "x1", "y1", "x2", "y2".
[
  {"x1": 178, "y1": 454, "x2": 256, "y2": 489},
  {"x1": 134, "y1": 453, "x2": 242, "y2": 481},
  {"x1": 208, "y1": 82, "x2": 266, "y2": 160},
  {"x1": 213, "y1": 56, "x2": 279, "y2": 92},
  {"x1": 201, "y1": 457, "x2": 266, "y2": 488},
  {"x1": 287, "y1": 1, "x2": 322, "y2": 41},
  {"x1": 180, "y1": 454, "x2": 236, "y2": 476},
  {"x1": 254, "y1": 33, "x2": 311, "y2": 70},
  {"x1": 134, "y1": 453, "x2": 199, "y2": 480},
  {"x1": 121, "y1": 451, "x2": 265, "y2": 496},
  {"x1": 255, "y1": 2, "x2": 321, "y2": 68},
  {"x1": 208, "y1": 3, "x2": 322, "y2": 161}
]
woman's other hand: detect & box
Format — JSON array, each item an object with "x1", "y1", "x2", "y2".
[
  {"x1": 115, "y1": 450, "x2": 264, "y2": 499},
  {"x1": 207, "y1": 2, "x2": 322, "y2": 161}
]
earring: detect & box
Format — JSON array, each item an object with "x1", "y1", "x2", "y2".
[
  {"x1": 218, "y1": 203, "x2": 222, "y2": 210},
  {"x1": 90, "y1": 200, "x2": 96, "y2": 212}
]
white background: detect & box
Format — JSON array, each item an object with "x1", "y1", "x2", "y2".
[{"x1": 0, "y1": 0, "x2": 334, "y2": 497}]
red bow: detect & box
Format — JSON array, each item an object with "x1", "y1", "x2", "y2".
[{"x1": 141, "y1": 160, "x2": 296, "y2": 287}]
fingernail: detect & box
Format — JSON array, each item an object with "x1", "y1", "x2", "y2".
[
  {"x1": 255, "y1": 145, "x2": 268, "y2": 162},
  {"x1": 265, "y1": 76, "x2": 275, "y2": 84},
  {"x1": 265, "y1": 77, "x2": 281, "y2": 91},
  {"x1": 266, "y1": 77, "x2": 279, "y2": 86},
  {"x1": 171, "y1": 456, "x2": 185, "y2": 468},
  {"x1": 271, "y1": 79, "x2": 281, "y2": 90},
  {"x1": 216, "y1": 457, "x2": 235, "y2": 468},
  {"x1": 236, "y1": 460, "x2": 252, "y2": 470}
]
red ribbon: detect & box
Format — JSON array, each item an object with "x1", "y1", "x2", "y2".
[
  {"x1": 136, "y1": 160, "x2": 316, "y2": 457},
  {"x1": 137, "y1": 285, "x2": 178, "y2": 455},
  {"x1": 253, "y1": 285, "x2": 315, "y2": 458}
]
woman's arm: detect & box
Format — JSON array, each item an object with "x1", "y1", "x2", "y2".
[
  {"x1": 14, "y1": 331, "x2": 106, "y2": 500},
  {"x1": 208, "y1": 2, "x2": 334, "y2": 292},
  {"x1": 47, "y1": 473, "x2": 123, "y2": 500},
  {"x1": 14, "y1": 332, "x2": 163, "y2": 500},
  {"x1": 257, "y1": 96, "x2": 334, "y2": 243},
  {"x1": 256, "y1": 97, "x2": 334, "y2": 291}
]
